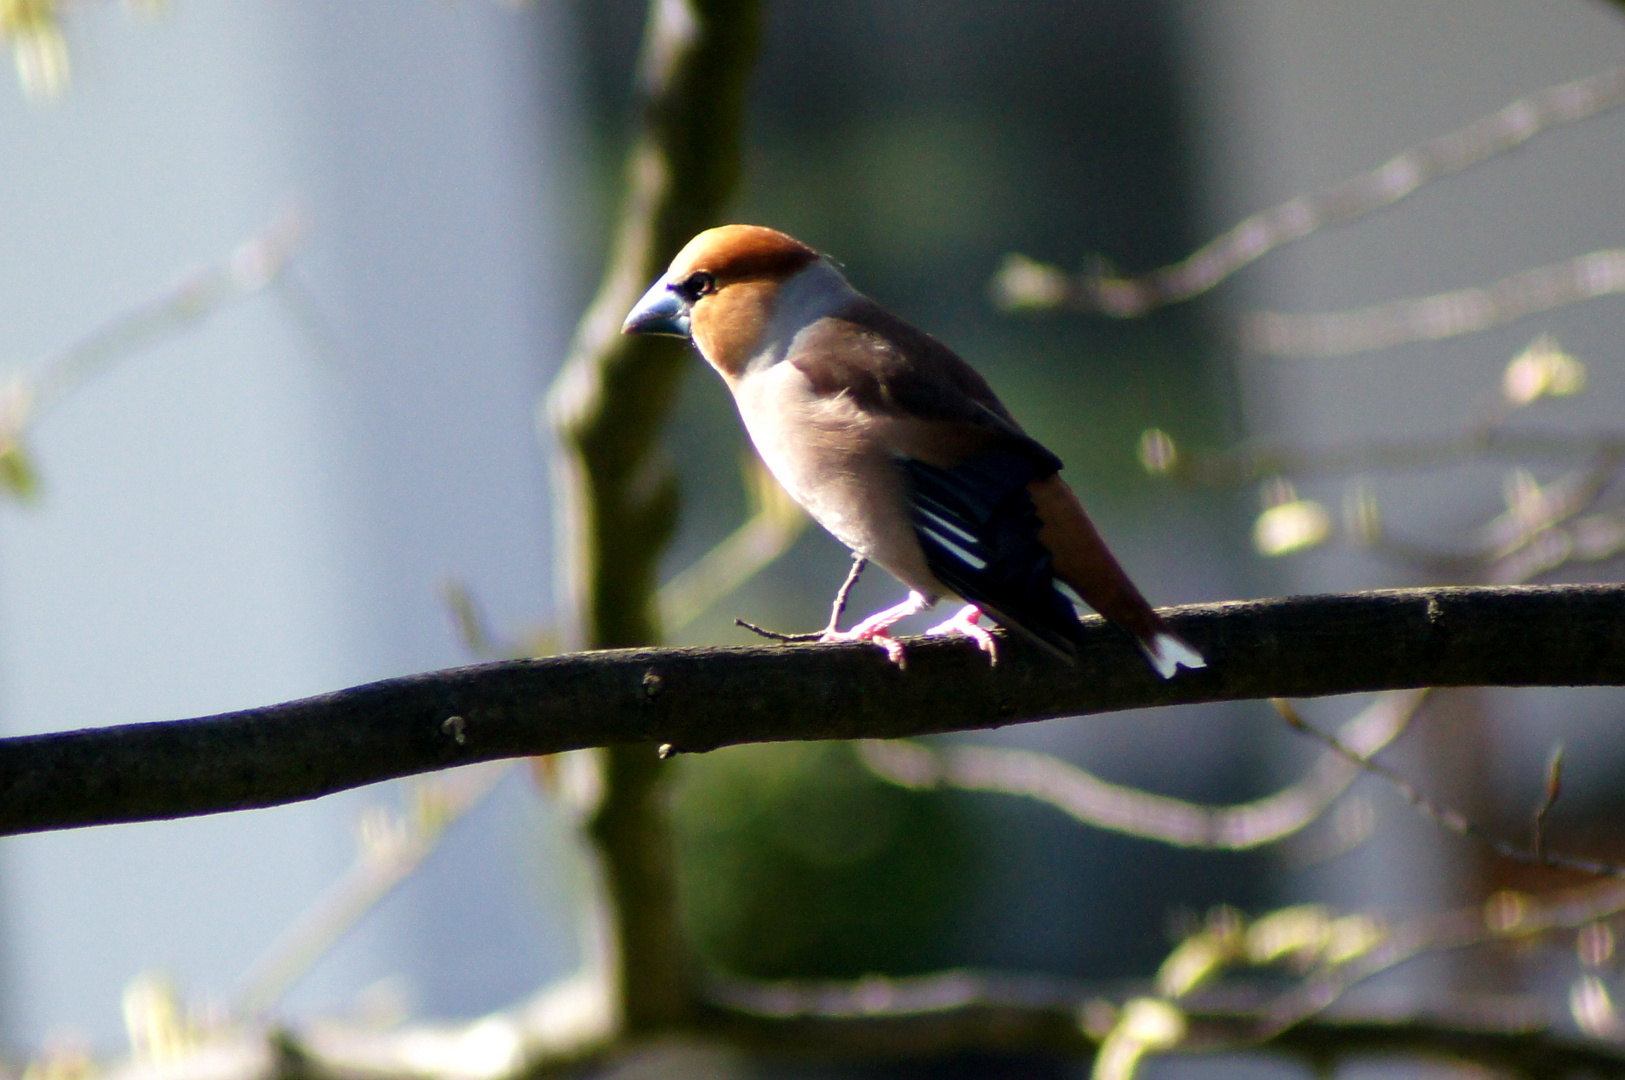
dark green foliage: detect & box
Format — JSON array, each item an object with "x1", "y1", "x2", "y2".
[{"x1": 675, "y1": 741, "x2": 978, "y2": 978}]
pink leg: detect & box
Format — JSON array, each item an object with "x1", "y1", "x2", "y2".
[
  {"x1": 820, "y1": 590, "x2": 932, "y2": 667},
  {"x1": 924, "y1": 604, "x2": 998, "y2": 665}
]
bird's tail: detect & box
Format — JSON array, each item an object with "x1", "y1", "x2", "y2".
[{"x1": 1028, "y1": 475, "x2": 1206, "y2": 680}]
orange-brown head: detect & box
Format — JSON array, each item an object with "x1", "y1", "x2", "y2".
[{"x1": 622, "y1": 225, "x2": 825, "y2": 380}]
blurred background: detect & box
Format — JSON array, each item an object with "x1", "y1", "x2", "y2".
[{"x1": 1, "y1": 0, "x2": 1623, "y2": 1075}]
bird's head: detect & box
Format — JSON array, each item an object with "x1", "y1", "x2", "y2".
[{"x1": 622, "y1": 224, "x2": 824, "y2": 379}]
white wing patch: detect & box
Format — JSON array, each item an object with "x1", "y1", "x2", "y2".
[
  {"x1": 1141, "y1": 632, "x2": 1207, "y2": 680},
  {"x1": 914, "y1": 506, "x2": 988, "y2": 571}
]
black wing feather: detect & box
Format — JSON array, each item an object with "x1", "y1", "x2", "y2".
[{"x1": 903, "y1": 448, "x2": 1085, "y2": 661}]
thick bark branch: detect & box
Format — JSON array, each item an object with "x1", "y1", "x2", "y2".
[{"x1": 2, "y1": 584, "x2": 1623, "y2": 837}]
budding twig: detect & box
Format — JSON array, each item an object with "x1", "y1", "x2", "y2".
[
  {"x1": 1273, "y1": 700, "x2": 1622, "y2": 878},
  {"x1": 1532, "y1": 743, "x2": 1565, "y2": 862}
]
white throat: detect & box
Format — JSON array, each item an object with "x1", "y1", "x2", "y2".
[{"x1": 748, "y1": 258, "x2": 859, "y2": 372}]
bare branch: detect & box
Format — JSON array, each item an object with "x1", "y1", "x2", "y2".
[
  {"x1": 1150, "y1": 425, "x2": 1625, "y2": 488},
  {"x1": 1145, "y1": 415, "x2": 1625, "y2": 579},
  {"x1": 0, "y1": 211, "x2": 307, "y2": 500},
  {"x1": 716, "y1": 879, "x2": 1625, "y2": 1076},
  {"x1": 1258, "y1": 879, "x2": 1625, "y2": 1037},
  {"x1": 658, "y1": 459, "x2": 809, "y2": 634},
  {"x1": 991, "y1": 67, "x2": 1625, "y2": 317},
  {"x1": 823, "y1": 555, "x2": 867, "y2": 632},
  {"x1": 1275, "y1": 701, "x2": 1625, "y2": 878},
  {"x1": 4, "y1": 584, "x2": 1625, "y2": 837},
  {"x1": 856, "y1": 688, "x2": 1423, "y2": 850},
  {"x1": 546, "y1": 0, "x2": 764, "y2": 652},
  {"x1": 701, "y1": 971, "x2": 1625, "y2": 1077},
  {"x1": 291, "y1": 959, "x2": 618, "y2": 1080},
  {"x1": 737, "y1": 555, "x2": 868, "y2": 642},
  {"x1": 233, "y1": 762, "x2": 515, "y2": 1017},
  {"x1": 657, "y1": 510, "x2": 805, "y2": 632},
  {"x1": 1245, "y1": 247, "x2": 1625, "y2": 357},
  {"x1": 442, "y1": 578, "x2": 509, "y2": 659},
  {"x1": 27, "y1": 210, "x2": 306, "y2": 418}
]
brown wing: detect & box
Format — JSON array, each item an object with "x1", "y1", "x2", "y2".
[{"x1": 788, "y1": 298, "x2": 1059, "y2": 469}]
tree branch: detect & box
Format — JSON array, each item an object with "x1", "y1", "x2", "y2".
[
  {"x1": 855, "y1": 687, "x2": 1423, "y2": 850},
  {"x1": 3, "y1": 584, "x2": 1624, "y2": 837},
  {"x1": 1244, "y1": 247, "x2": 1625, "y2": 358},
  {"x1": 702, "y1": 973, "x2": 1625, "y2": 1077},
  {"x1": 991, "y1": 66, "x2": 1625, "y2": 317},
  {"x1": 1151, "y1": 425, "x2": 1625, "y2": 487},
  {"x1": 101, "y1": 979, "x2": 1625, "y2": 1080},
  {"x1": 256, "y1": 878, "x2": 1625, "y2": 1080},
  {"x1": 1276, "y1": 700, "x2": 1625, "y2": 878}
]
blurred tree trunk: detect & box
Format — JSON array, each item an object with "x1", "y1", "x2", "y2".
[{"x1": 544, "y1": 0, "x2": 763, "y2": 1036}]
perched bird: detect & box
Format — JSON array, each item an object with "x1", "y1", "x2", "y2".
[{"x1": 622, "y1": 224, "x2": 1204, "y2": 677}]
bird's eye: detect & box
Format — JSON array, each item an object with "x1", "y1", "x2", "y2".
[{"x1": 675, "y1": 270, "x2": 716, "y2": 302}]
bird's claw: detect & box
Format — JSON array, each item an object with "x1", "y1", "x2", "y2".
[
  {"x1": 816, "y1": 589, "x2": 930, "y2": 669},
  {"x1": 924, "y1": 604, "x2": 998, "y2": 665},
  {"x1": 819, "y1": 625, "x2": 908, "y2": 668}
]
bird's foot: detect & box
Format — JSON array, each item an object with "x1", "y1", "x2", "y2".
[
  {"x1": 924, "y1": 604, "x2": 998, "y2": 665},
  {"x1": 819, "y1": 589, "x2": 932, "y2": 668},
  {"x1": 818, "y1": 624, "x2": 908, "y2": 666}
]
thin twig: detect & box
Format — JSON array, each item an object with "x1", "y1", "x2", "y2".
[
  {"x1": 991, "y1": 66, "x2": 1625, "y2": 317},
  {"x1": 660, "y1": 512, "x2": 808, "y2": 632},
  {"x1": 736, "y1": 555, "x2": 867, "y2": 642},
  {"x1": 1486, "y1": 458, "x2": 1624, "y2": 556},
  {"x1": 733, "y1": 618, "x2": 822, "y2": 643},
  {"x1": 701, "y1": 965, "x2": 1625, "y2": 1077},
  {"x1": 102, "y1": 968, "x2": 1625, "y2": 1080},
  {"x1": 443, "y1": 578, "x2": 505, "y2": 659},
  {"x1": 1153, "y1": 419, "x2": 1625, "y2": 580},
  {"x1": 1272, "y1": 700, "x2": 1625, "y2": 878},
  {"x1": 0, "y1": 211, "x2": 306, "y2": 504},
  {"x1": 27, "y1": 210, "x2": 306, "y2": 418},
  {"x1": 658, "y1": 459, "x2": 810, "y2": 634},
  {"x1": 711, "y1": 878, "x2": 1625, "y2": 1067},
  {"x1": 825, "y1": 555, "x2": 867, "y2": 633},
  {"x1": 234, "y1": 762, "x2": 515, "y2": 1017},
  {"x1": 1433, "y1": 457, "x2": 1625, "y2": 583}
]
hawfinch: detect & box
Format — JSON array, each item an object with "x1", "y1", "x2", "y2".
[{"x1": 623, "y1": 224, "x2": 1204, "y2": 678}]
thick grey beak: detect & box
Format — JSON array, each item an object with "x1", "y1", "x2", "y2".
[{"x1": 622, "y1": 278, "x2": 691, "y2": 338}]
